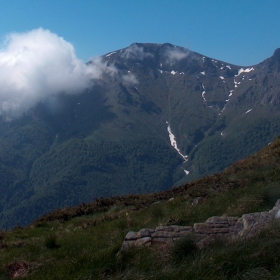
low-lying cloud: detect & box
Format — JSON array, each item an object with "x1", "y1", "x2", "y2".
[
  {"x1": 164, "y1": 47, "x2": 190, "y2": 64},
  {"x1": 0, "y1": 28, "x2": 109, "y2": 119},
  {"x1": 121, "y1": 44, "x2": 153, "y2": 60},
  {"x1": 122, "y1": 73, "x2": 138, "y2": 85}
]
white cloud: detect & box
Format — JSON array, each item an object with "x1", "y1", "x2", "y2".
[
  {"x1": 121, "y1": 44, "x2": 153, "y2": 60},
  {"x1": 0, "y1": 28, "x2": 111, "y2": 119},
  {"x1": 88, "y1": 55, "x2": 118, "y2": 77},
  {"x1": 164, "y1": 47, "x2": 190, "y2": 64},
  {"x1": 122, "y1": 73, "x2": 138, "y2": 85}
]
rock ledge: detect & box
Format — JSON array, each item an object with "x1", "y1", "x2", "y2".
[{"x1": 121, "y1": 199, "x2": 280, "y2": 250}]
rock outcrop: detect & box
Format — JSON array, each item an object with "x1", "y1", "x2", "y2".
[{"x1": 121, "y1": 199, "x2": 280, "y2": 250}]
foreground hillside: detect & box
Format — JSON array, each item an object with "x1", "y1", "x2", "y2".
[{"x1": 1, "y1": 137, "x2": 280, "y2": 279}]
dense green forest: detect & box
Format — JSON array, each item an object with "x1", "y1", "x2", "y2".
[
  {"x1": 0, "y1": 130, "x2": 183, "y2": 229},
  {"x1": 182, "y1": 115, "x2": 280, "y2": 183}
]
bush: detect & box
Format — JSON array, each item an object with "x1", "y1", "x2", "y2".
[
  {"x1": 45, "y1": 233, "x2": 60, "y2": 249},
  {"x1": 262, "y1": 183, "x2": 280, "y2": 207},
  {"x1": 172, "y1": 234, "x2": 197, "y2": 262}
]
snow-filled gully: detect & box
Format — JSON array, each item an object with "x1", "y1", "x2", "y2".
[
  {"x1": 166, "y1": 121, "x2": 189, "y2": 175},
  {"x1": 221, "y1": 67, "x2": 255, "y2": 114},
  {"x1": 202, "y1": 84, "x2": 206, "y2": 102}
]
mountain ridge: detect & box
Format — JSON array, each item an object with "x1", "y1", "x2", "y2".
[
  {"x1": 1, "y1": 130, "x2": 280, "y2": 279},
  {"x1": 0, "y1": 43, "x2": 280, "y2": 229}
]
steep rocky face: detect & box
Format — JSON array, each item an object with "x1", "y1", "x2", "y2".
[
  {"x1": 98, "y1": 43, "x2": 280, "y2": 183},
  {"x1": 102, "y1": 43, "x2": 240, "y2": 112}
]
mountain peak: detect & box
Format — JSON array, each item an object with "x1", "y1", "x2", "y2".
[
  {"x1": 273, "y1": 48, "x2": 280, "y2": 59},
  {"x1": 162, "y1": 42, "x2": 175, "y2": 48}
]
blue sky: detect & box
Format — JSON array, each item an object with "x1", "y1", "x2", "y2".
[{"x1": 0, "y1": 0, "x2": 280, "y2": 65}]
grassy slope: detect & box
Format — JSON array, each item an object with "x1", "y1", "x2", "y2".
[{"x1": 1, "y1": 137, "x2": 280, "y2": 279}]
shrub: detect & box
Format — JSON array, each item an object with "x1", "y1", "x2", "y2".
[
  {"x1": 45, "y1": 233, "x2": 60, "y2": 249},
  {"x1": 172, "y1": 234, "x2": 197, "y2": 262},
  {"x1": 262, "y1": 183, "x2": 280, "y2": 207}
]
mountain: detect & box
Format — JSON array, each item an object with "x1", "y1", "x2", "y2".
[{"x1": 1, "y1": 43, "x2": 280, "y2": 229}]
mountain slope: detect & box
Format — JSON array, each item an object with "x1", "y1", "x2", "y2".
[
  {"x1": 183, "y1": 48, "x2": 280, "y2": 182},
  {"x1": 0, "y1": 43, "x2": 280, "y2": 228}
]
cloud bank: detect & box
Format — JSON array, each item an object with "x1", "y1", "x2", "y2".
[{"x1": 0, "y1": 28, "x2": 107, "y2": 119}]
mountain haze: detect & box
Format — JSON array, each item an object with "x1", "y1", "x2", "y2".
[{"x1": 0, "y1": 43, "x2": 280, "y2": 229}]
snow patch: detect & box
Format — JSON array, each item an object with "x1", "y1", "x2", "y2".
[
  {"x1": 202, "y1": 84, "x2": 206, "y2": 102},
  {"x1": 158, "y1": 69, "x2": 163, "y2": 73},
  {"x1": 219, "y1": 76, "x2": 225, "y2": 80},
  {"x1": 226, "y1": 65, "x2": 231, "y2": 69},
  {"x1": 171, "y1": 70, "x2": 177, "y2": 75},
  {"x1": 166, "y1": 121, "x2": 188, "y2": 162},
  {"x1": 200, "y1": 71, "x2": 205, "y2": 75},
  {"x1": 183, "y1": 169, "x2": 190, "y2": 175},
  {"x1": 106, "y1": 51, "x2": 116, "y2": 57},
  {"x1": 234, "y1": 79, "x2": 239, "y2": 88},
  {"x1": 237, "y1": 67, "x2": 254, "y2": 76},
  {"x1": 202, "y1": 91, "x2": 206, "y2": 102},
  {"x1": 245, "y1": 109, "x2": 252, "y2": 114},
  {"x1": 222, "y1": 74, "x2": 238, "y2": 112}
]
